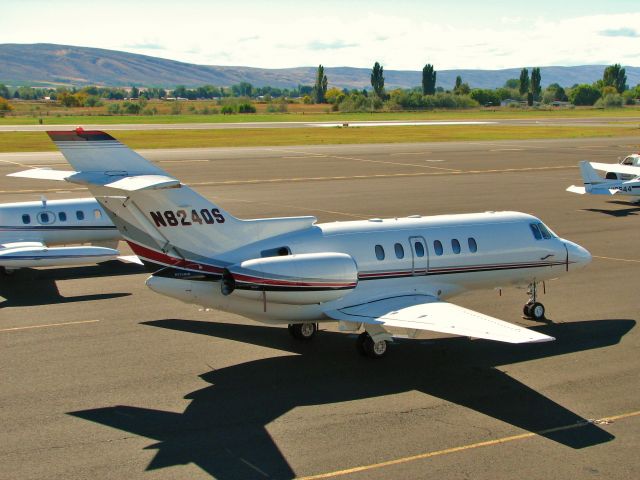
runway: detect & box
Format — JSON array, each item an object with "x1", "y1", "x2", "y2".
[
  {"x1": 1, "y1": 137, "x2": 639, "y2": 479},
  {"x1": 0, "y1": 115, "x2": 637, "y2": 132}
]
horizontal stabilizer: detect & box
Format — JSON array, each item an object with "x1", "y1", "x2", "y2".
[
  {"x1": 326, "y1": 295, "x2": 554, "y2": 344},
  {"x1": 0, "y1": 243, "x2": 119, "y2": 268},
  {"x1": 8, "y1": 168, "x2": 77, "y2": 181},
  {"x1": 566, "y1": 185, "x2": 586, "y2": 194}
]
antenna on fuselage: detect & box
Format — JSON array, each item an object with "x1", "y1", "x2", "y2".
[{"x1": 40, "y1": 195, "x2": 47, "y2": 208}]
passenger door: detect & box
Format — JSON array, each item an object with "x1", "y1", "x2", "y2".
[{"x1": 408, "y1": 236, "x2": 428, "y2": 275}]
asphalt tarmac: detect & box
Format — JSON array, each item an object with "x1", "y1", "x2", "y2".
[{"x1": 1, "y1": 137, "x2": 639, "y2": 479}]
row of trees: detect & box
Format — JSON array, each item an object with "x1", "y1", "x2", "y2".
[{"x1": 1, "y1": 63, "x2": 637, "y2": 113}]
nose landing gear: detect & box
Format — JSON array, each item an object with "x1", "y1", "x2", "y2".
[{"x1": 523, "y1": 282, "x2": 546, "y2": 321}]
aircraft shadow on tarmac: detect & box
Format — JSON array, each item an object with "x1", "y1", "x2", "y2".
[
  {"x1": 583, "y1": 201, "x2": 640, "y2": 217},
  {"x1": 68, "y1": 318, "x2": 635, "y2": 479},
  {"x1": 0, "y1": 261, "x2": 143, "y2": 307}
]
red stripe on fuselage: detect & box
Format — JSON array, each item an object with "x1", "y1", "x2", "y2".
[{"x1": 126, "y1": 241, "x2": 224, "y2": 274}]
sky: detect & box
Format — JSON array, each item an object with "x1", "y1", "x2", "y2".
[{"x1": 2, "y1": 0, "x2": 640, "y2": 71}]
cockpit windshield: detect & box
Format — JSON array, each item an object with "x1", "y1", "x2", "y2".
[{"x1": 530, "y1": 222, "x2": 557, "y2": 240}]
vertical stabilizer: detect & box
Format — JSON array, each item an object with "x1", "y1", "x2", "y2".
[
  {"x1": 578, "y1": 161, "x2": 605, "y2": 185},
  {"x1": 46, "y1": 130, "x2": 316, "y2": 273}
]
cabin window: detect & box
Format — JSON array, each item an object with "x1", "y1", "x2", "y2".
[
  {"x1": 452, "y1": 238, "x2": 461, "y2": 254},
  {"x1": 434, "y1": 240, "x2": 443, "y2": 256},
  {"x1": 468, "y1": 237, "x2": 478, "y2": 253},
  {"x1": 58, "y1": 212, "x2": 67, "y2": 222},
  {"x1": 94, "y1": 209, "x2": 102, "y2": 219},
  {"x1": 375, "y1": 245, "x2": 385, "y2": 260},
  {"x1": 414, "y1": 241, "x2": 425, "y2": 257},
  {"x1": 76, "y1": 210, "x2": 85, "y2": 221},
  {"x1": 37, "y1": 212, "x2": 54, "y2": 225},
  {"x1": 22, "y1": 214, "x2": 31, "y2": 224},
  {"x1": 394, "y1": 243, "x2": 405, "y2": 259},
  {"x1": 530, "y1": 223, "x2": 542, "y2": 240}
]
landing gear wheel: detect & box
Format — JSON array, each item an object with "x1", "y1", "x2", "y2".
[
  {"x1": 362, "y1": 334, "x2": 388, "y2": 359},
  {"x1": 288, "y1": 323, "x2": 317, "y2": 341},
  {"x1": 524, "y1": 302, "x2": 545, "y2": 321}
]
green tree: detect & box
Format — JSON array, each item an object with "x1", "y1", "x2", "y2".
[
  {"x1": 504, "y1": 78, "x2": 519, "y2": 89},
  {"x1": 454, "y1": 75, "x2": 462, "y2": 91},
  {"x1": 422, "y1": 64, "x2": 436, "y2": 95},
  {"x1": 370, "y1": 62, "x2": 385, "y2": 98},
  {"x1": 569, "y1": 84, "x2": 601, "y2": 106},
  {"x1": 530, "y1": 67, "x2": 541, "y2": 100},
  {"x1": 519, "y1": 68, "x2": 530, "y2": 95},
  {"x1": 603, "y1": 64, "x2": 627, "y2": 93},
  {"x1": 470, "y1": 89, "x2": 500, "y2": 106},
  {"x1": 130, "y1": 86, "x2": 139, "y2": 99},
  {"x1": 0, "y1": 84, "x2": 11, "y2": 98},
  {"x1": 312, "y1": 64, "x2": 328, "y2": 103}
]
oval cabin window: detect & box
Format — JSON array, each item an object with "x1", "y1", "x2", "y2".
[
  {"x1": 375, "y1": 245, "x2": 385, "y2": 260},
  {"x1": 434, "y1": 240, "x2": 443, "y2": 256},
  {"x1": 452, "y1": 239, "x2": 461, "y2": 254},
  {"x1": 394, "y1": 243, "x2": 405, "y2": 259},
  {"x1": 468, "y1": 237, "x2": 477, "y2": 253}
]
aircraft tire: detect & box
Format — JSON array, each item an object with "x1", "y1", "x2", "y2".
[
  {"x1": 289, "y1": 322, "x2": 317, "y2": 341},
  {"x1": 363, "y1": 335, "x2": 388, "y2": 359},
  {"x1": 524, "y1": 302, "x2": 545, "y2": 320}
]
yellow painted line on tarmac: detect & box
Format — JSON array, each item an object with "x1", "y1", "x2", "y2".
[
  {"x1": 157, "y1": 159, "x2": 210, "y2": 164},
  {"x1": 297, "y1": 410, "x2": 640, "y2": 479},
  {"x1": 0, "y1": 319, "x2": 100, "y2": 333},
  {"x1": 593, "y1": 255, "x2": 640, "y2": 264}
]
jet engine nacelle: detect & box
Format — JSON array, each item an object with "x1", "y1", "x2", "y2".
[{"x1": 221, "y1": 252, "x2": 358, "y2": 305}]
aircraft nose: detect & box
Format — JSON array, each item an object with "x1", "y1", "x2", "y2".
[{"x1": 564, "y1": 240, "x2": 592, "y2": 270}]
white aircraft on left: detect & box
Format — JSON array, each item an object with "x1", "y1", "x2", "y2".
[{"x1": 0, "y1": 196, "x2": 123, "y2": 274}]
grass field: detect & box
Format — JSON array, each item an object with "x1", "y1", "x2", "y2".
[
  {"x1": 1, "y1": 124, "x2": 638, "y2": 153},
  {"x1": 1, "y1": 103, "x2": 640, "y2": 126}
]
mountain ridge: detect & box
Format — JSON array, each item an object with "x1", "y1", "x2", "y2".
[{"x1": 1, "y1": 43, "x2": 639, "y2": 90}]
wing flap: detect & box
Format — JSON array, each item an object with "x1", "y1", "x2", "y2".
[{"x1": 327, "y1": 295, "x2": 554, "y2": 344}]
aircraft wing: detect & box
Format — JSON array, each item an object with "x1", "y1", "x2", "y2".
[
  {"x1": 326, "y1": 295, "x2": 554, "y2": 344},
  {"x1": 589, "y1": 162, "x2": 640, "y2": 177},
  {"x1": 0, "y1": 241, "x2": 119, "y2": 268}
]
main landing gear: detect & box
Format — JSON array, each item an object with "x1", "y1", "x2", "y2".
[
  {"x1": 356, "y1": 331, "x2": 389, "y2": 359},
  {"x1": 288, "y1": 323, "x2": 317, "y2": 341},
  {"x1": 523, "y1": 282, "x2": 546, "y2": 321},
  {"x1": 287, "y1": 323, "x2": 390, "y2": 358}
]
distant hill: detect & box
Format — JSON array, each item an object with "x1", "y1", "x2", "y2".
[{"x1": 1, "y1": 43, "x2": 639, "y2": 90}]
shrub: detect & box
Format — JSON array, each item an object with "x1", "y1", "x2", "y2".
[
  {"x1": 122, "y1": 101, "x2": 141, "y2": 114},
  {"x1": 594, "y1": 93, "x2": 624, "y2": 108},
  {"x1": 237, "y1": 103, "x2": 256, "y2": 113},
  {"x1": 107, "y1": 103, "x2": 121, "y2": 115},
  {"x1": 221, "y1": 105, "x2": 235, "y2": 114}
]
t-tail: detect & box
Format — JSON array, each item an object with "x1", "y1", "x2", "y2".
[{"x1": 13, "y1": 129, "x2": 316, "y2": 277}]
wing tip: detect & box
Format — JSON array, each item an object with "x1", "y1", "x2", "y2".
[{"x1": 47, "y1": 128, "x2": 115, "y2": 142}]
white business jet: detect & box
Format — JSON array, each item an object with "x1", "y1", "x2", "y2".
[
  {"x1": 567, "y1": 161, "x2": 640, "y2": 201},
  {"x1": 0, "y1": 195, "x2": 122, "y2": 273},
  {"x1": 11, "y1": 129, "x2": 592, "y2": 357}
]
